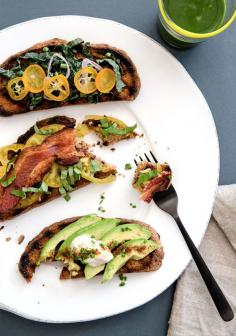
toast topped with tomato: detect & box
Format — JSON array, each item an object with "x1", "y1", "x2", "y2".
[
  {"x1": 0, "y1": 38, "x2": 140, "y2": 116},
  {"x1": 0, "y1": 116, "x2": 117, "y2": 221}
]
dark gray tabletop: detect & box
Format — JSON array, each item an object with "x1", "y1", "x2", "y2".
[{"x1": 0, "y1": 0, "x2": 235, "y2": 335}]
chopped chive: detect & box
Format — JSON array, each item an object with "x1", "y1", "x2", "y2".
[{"x1": 119, "y1": 281, "x2": 126, "y2": 287}]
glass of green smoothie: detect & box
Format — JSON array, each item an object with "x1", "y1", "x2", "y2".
[{"x1": 157, "y1": 0, "x2": 236, "y2": 48}]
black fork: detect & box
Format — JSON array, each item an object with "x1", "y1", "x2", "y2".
[{"x1": 135, "y1": 151, "x2": 234, "y2": 322}]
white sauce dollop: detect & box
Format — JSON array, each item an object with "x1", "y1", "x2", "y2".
[{"x1": 70, "y1": 234, "x2": 113, "y2": 267}]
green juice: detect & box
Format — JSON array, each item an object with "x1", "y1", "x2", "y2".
[{"x1": 160, "y1": 0, "x2": 226, "y2": 47}]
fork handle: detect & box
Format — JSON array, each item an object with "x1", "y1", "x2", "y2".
[{"x1": 175, "y1": 216, "x2": 234, "y2": 322}]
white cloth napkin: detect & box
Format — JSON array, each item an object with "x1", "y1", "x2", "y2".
[{"x1": 167, "y1": 185, "x2": 236, "y2": 336}]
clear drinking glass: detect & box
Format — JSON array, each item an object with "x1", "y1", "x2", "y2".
[{"x1": 157, "y1": 0, "x2": 236, "y2": 48}]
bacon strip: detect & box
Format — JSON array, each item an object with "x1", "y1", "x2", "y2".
[
  {"x1": 140, "y1": 172, "x2": 171, "y2": 203},
  {"x1": 0, "y1": 128, "x2": 88, "y2": 214}
]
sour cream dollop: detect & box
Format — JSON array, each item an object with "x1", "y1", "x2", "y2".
[{"x1": 70, "y1": 235, "x2": 113, "y2": 267}]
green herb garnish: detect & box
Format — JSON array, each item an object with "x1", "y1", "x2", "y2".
[
  {"x1": 59, "y1": 186, "x2": 71, "y2": 202},
  {"x1": 125, "y1": 163, "x2": 132, "y2": 170},
  {"x1": 59, "y1": 162, "x2": 82, "y2": 201},
  {"x1": 119, "y1": 281, "x2": 126, "y2": 287},
  {"x1": 98, "y1": 206, "x2": 106, "y2": 213},
  {"x1": 11, "y1": 181, "x2": 49, "y2": 199},
  {"x1": 129, "y1": 203, "x2": 137, "y2": 209},
  {"x1": 100, "y1": 118, "x2": 136, "y2": 137},
  {"x1": 0, "y1": 175, "x2": 16, "y2": 188},
  {"x1": 121, "y1": 227, "x2": 132, "y2": 232},
  {"x1": 136, "y1": 169, "x2": 160, "y2": 186},
  {"x1": 99, "y1": 192, "x2": 105, "y2": 205},
  {"x1": 34, "y1": 123, "x2": 55, "y2": 136},
  {"x1": 89, "y1": 160, "x2": 101, "y2": 174},
  {"x1": 121, "y1": 250, "x2": 126, "y2": 258}
]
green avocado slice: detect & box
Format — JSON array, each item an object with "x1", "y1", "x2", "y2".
[
  {"x1": 38, "y1": 214, "x2": 101, "y2": 265},
  {"x1": 102, "y1": 239, "x2": 158, "y2": 283},
  {"x1": 84, "y1": 223, "x2": 152, "y2": 280},
  {"x1": 56, "y1": 218, "x2": 120, "y2": 260}
]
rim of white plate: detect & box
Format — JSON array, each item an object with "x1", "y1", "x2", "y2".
[{"x1": 0, "y1": 15, "x2": 220, "y2": 323}]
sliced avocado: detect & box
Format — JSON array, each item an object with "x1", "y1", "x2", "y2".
[
  {"x1": 84, "y1": 223, "x2": 152, "y2": 280},
  {"x1": 84, "y1": 264, "x2": 105, "y2": 280},
  {"x1": 56, "y1": 218, "x2": 120, "y2": 259},
  {"x1": 102, "y1": 239, "x2": 158, "y2": 283},
  {"x1": 38, "y1": 214, "x2": 101, "y2": 265},
  {"x1": 102, "y1": 223, "x2": 152, "y2": 246}
]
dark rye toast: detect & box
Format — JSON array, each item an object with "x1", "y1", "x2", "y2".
[
  {"x1": 0, "y1": 116, "x2": 116, "y2": 221},
  {"x1": 19, "y1": 216, "x2": 164, "y2": 282},
  {"x1": 0, "y1": 38, "x2": 141, "y2": 116}
]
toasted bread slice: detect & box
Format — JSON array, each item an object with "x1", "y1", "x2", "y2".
[
  {"x1": 0, "y1": 116, "x2": 116, "y2": 221},
  {"x1": 19, "y1": 216, "x2": 164, "y2": 282},
  {"x1": 0, "y1": 38, "x2": 140, "y2": 116}
]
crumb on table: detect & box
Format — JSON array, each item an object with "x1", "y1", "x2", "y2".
[{"x1": 17, "y1": 234, "x2": 25, "y2": 245}]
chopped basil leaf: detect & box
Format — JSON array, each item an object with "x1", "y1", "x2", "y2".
[
  {"x1": 11, "y1": 189, "x2": 26, "y2": 199},
  {"x1": 0, "y1": 175, "x2": 16, "y2": 188},
  {"x1": 125, "y1": 163, "x2": 132, "y2": 170},
  {"x1": 97, "y1": 58, "x2": 126, "y2": 92},
  {"x1": 89, "y1": 160, "x2": 101, "y2": 173},
  {"x1": 34, "y1": 123, "x2": 55, "y2": 136},
  {"x1": 11, "y1": 182, "x2": 50, "y2": 198},
  {"x1": 59, "y1": 186, "x2": 71, "y2": 202},
  {"x1": 61, "y1": 179, "x2": 73, "y2": 192},
  {"x1": 100, "y1": 118, "x2": 137, "y2": 136},
  {"x1": 100, "y1": 118, "x2": 109, "y2": 128},
  {"x1": 61, "y1": 169, "x2": 68, "y2": 180},
  {"x1": 22, "y1": 186, "x2": 40, "y2": 193},
  {"x1": 136, "y1": 170, "x2": 159, "y2": 186},
  {"x1": 40, "y1": 181, "x2": 49, "y2": 193}
]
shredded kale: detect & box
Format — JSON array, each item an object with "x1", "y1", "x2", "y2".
[
  {"x1": 82, "y1": 42, "x2": 92, "y2": 58},
  {"x1": 26, "y1": 93, "x2": 44, "y2": 110},
  {"x1": 88, "y1": 92, "x2": 100, "y2": 104}
]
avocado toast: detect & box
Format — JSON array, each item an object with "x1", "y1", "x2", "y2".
[
  {"x1": 0, "y1": 38, "x2": 140, "y2": 116},
  {"x1": 0, "y1": 116, "x2": 117, "y2": 221},
  {"x1": 19, "y1": 214, "x2": 164, "y2": 283}
]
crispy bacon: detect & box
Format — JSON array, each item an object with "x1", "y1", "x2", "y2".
[
  {"x1": 0, "y1": 128, "x2": 88, "y2": 214},
  {"x1": 140, "y1": 172, "x2": 171, "y2": 203}
]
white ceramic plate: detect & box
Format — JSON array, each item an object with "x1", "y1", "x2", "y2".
[{"x1": 0, "y1": 16, "x2": 219, "y2": 323}]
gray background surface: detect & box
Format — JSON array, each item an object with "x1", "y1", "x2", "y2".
[{"x1": 0, "y1": 0, "x2": 235, "y2": 335}]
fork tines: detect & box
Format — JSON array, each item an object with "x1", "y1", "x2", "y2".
[{"x1": 134, "y1": 151, "x2": 158, "y2": 166}]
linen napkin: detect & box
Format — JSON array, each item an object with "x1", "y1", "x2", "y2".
[{"x1": 167, "y1": 185, "x2": 236, "y2": 336}]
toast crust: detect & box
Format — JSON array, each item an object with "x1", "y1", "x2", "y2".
[
  {"x1": 0, "y1": 38, "x2": 141, "y2": 116},
  {"x1": 19, "y1": 216, "x2": 164, "y2": 282}
]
